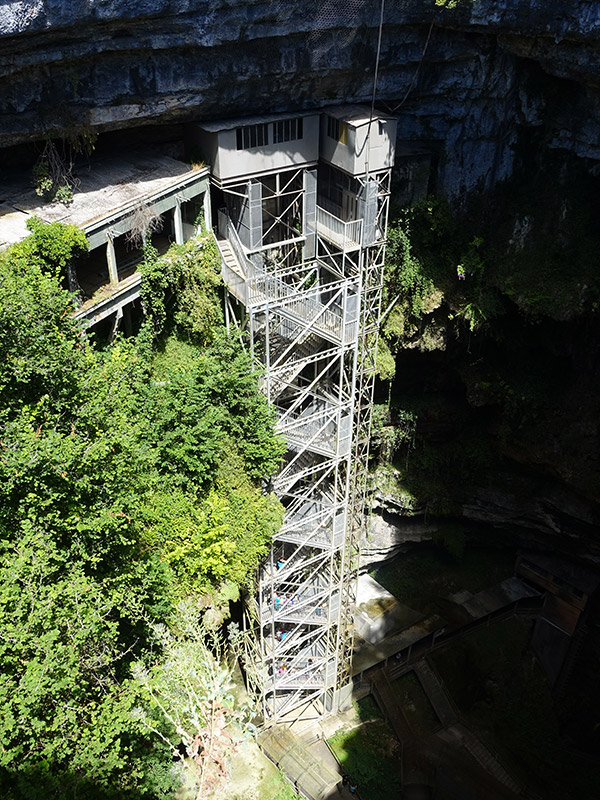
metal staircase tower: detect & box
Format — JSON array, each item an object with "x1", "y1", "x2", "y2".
[{"x1": 211, "y1": 114, "x2": 393, "y2": 723}]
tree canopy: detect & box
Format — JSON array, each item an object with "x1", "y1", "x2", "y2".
[{"x1": 0, "y1": 223, "x2": 284, "y2": 798}]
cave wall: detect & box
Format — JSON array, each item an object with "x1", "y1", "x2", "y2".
[
  {"x1": 1, "y1": 1, "x2": 600, "y2": 197},
  {"x1": 369, "y1": 199, "x2": 600, "y2": 564},
  {"x1": 2, "y1": 0, "x2": 599, "y2": 556}
]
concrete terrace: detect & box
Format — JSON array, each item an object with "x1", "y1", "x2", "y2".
[
  {"x1": 0, "y1": 153, "x2": 204, "y2": 245},
  {"x1": 0, "y1": 151, "x2": 210, "y2": 329}
]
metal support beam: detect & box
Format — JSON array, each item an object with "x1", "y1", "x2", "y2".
[{"x1": 217, "y1": 159, "x2": 392, "y2": 724}]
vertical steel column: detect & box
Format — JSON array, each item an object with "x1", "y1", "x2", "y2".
[{"x1": 219, "y1": 161, "x2": 392, "y2": 724}]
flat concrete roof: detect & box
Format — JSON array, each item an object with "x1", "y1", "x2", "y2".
[
  {"x1": 196, "y1": 106, "x2": 396, "y2": 135},
  {"x1": 0, "y1": 152, "x2": 207, "y2": 248}
]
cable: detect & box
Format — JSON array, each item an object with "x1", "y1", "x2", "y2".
[
  {"x1": 390, "y1": 15, "x2": 437, "y2": 112},
  {"x1": 369, "y1": 0, "x2": 386, "y2": 126},
  {"x1": 364, "y1": 0, "x2": 386, "y2": 180}
]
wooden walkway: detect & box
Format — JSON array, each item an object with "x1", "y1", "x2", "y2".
[
  {"x1": 369, "y1": 657, "x2": 528, "y2": 799},
  {"x1": 413, "y1": 660, "x2": 458, "y2": 727}
]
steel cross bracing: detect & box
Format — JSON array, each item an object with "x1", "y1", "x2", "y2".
[{"x1": 216, "y1": 164, "x2": 391, "y2": 723}]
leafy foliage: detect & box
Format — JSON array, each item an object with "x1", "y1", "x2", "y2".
[
  {"x1": 0, "y1": 229, "x2": 87, "y2": 417},
  {"x1": 378, "y1": 169, "x2": 600, "y2": 516},
  {"x1": 0, "y1": 221, "x2": 284, "y2": 797},
  {"x1": 370, "y1": 404, "x2": 416, "y2": 463},
  {"x1": 139, "y1": 235, "x2": 223, "y2": 344},
  {"x1": 328, "y1": 719, "x2": 402, "y2": 800},
  {"x1": 385, "y1": 223, "x2": 435, "y2": 320},
  {"x1": 133, "y1": 608, "x2": 256, "y2": 800},
  {"x1": 374, "y1": 336, "x2": 396, "y2": 381},
  {"x1": 382, "y1": 199, "x2": 499, "y2": 354},
  {"x1": 435, "y1": 0, "x2": 478, "y2": 7}
]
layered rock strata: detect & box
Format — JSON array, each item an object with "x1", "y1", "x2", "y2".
[{"x1": 1, "y1": 1, "x2": 600, "y2": 194}]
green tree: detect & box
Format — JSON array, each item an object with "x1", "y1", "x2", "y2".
[
  {"x1": 0, "y1": 220, "x2": 284, "y2": 797},
  {"x1": 0, "y1": 231, "x2": 86, "y2": 417},
  {"x1": 139, "y1": 235, "x2": 222, "y2": 343}
]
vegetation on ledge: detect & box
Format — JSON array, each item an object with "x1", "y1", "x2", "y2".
[{"x1": 375, "y1": 155, "x2": 600, "y2": 519}]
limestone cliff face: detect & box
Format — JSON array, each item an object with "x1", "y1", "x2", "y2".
[
  {"x1": 1, "y1": 1, "x2": 600, "y2": 195},
  {"x1": 364, "y1": 468, "x2": 600, "y2": 568},
  {"x1": 2, "y1": 1, "x2": 599, "y2": 559}
]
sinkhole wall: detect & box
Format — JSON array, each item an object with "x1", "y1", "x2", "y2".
[{"x1": 1, "y1": 1, "x2": 600, "y2": 196}]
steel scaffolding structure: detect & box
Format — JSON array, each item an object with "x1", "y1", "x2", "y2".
[{"x1": 209, "y1": 110, "x2": 394, "y2": 723}]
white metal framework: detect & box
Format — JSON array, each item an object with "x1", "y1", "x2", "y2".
[{"x1": 213, "y1": 114, "x2": 393, "y2": 723}]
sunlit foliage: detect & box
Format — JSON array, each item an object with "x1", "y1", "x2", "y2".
[{"x1": 0, "y1": 223, "x2": 284, "y2": 797}]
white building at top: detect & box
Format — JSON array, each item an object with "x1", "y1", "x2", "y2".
[
  {"x1": 319, "y1": 105, "x2": 397, "y2": 176},
  {"x1": 194, "y1": 106, "x2": 396, "y2": 183}
]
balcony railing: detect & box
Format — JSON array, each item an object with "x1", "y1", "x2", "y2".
[
  {"x1": 316, "y1": 205, "x2": 362, "y2": 251},
  {"x1": 248, "y1": 274, "x2": 345, "y2": 342},
  {"x1": 218, "y1": 209, "x2": 349, "y2": 343}
]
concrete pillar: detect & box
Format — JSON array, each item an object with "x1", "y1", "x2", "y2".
[
  {"x1": 203, "y1": 188, "x2": 212, "y2": 233},
  {"x1": 106, "y1": 232, "x2": 119, "y2": 285},
  {"x1": 174, "y1": 200, "x2": 184, "y2": 245},
  {"x1": 109, "y1": 307, "x2": 123, "y2": 342}
]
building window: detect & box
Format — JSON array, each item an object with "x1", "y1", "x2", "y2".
[
  {"x1": 326, "y1": 115, "x2": 348, "y2": 145},
  {"x1": 272, "y1": 117, "x2": 304, "y2": 144},
  {"x1": 236, "y1": 123, "x2": 270, "y2": 150}
]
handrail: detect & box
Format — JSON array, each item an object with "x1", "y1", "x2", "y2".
[
  {"x1": 281, "y1": 507, "x2": 334, "y2": 534},
  {"x1": 275, "y1": 399, "x2": 337, "y2": 430},
  {"x1": 316, "y1": 205, "x2": 363, "y2": 250},
  {"x1": 218, "y1": 210, "x2": 357, "y2": 344},
  {"x1": 218, "y1": 208, "x2": 254, "y2": 279},
  {"x1": 248, "y1": 274, "x2": 344, "y2": 336}
]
